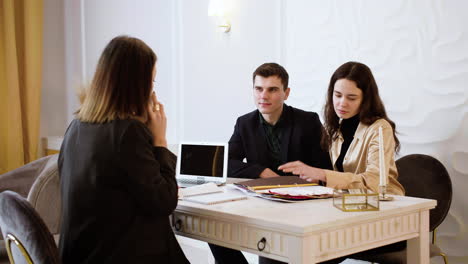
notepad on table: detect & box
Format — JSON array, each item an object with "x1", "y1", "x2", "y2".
[
  {"x1": 184, "y1": 192, "x2": 247, "y2": 205},
  {"x1": 179, "y1": 182, "x2": 222, "y2": 198}
]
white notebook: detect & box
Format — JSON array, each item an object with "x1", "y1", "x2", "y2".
[
  {"x1": 179, "y1": 182, "x2": 222, "y2": 198},
  {"x1": 184, "y1": 192, "x2": 247, "y2": 205}
]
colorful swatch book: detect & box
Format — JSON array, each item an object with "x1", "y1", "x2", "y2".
[{"x1": 234, "y1": 176, "x2": 333, "y2": 202}]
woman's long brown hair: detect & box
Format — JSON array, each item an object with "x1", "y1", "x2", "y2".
[
  {"x1": 321, "y1": 61, "x2": 400, "y2": 152},
  {"x1": 77, "y1": 36, "x2": 157, "y2": 123}
]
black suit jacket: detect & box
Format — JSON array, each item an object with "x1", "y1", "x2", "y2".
[
  {"x1": 229, "y1": 104, "x2": 332, "y2": 178},
  {"x1": 58, "y1": 119, "x2": 188, "y2": 264}
]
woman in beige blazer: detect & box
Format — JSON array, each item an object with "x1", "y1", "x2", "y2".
[{"x1": 279, "y1": 61, "x2": 404, "y2": 195}]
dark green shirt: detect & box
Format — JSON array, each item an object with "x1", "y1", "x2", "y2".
[{"x1": 259, "y1": 111, "x2": 285, "y2": 170}]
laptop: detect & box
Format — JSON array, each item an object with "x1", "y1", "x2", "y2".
[{"x1": 176, "y1": 142, "x2": 228, "y2": 187}]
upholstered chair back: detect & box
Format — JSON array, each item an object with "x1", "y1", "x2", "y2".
[
  {"x1": 0, "y1": 191, "x2": 60, "y2": 264},
  {"x1": 26, "y1": 155, "x2": 61, "y2": 235},
  {"x1": 0, "y1": 155, "x2": 56, "y2": 197},
  {"x1": 396, "y1": 154, "x2": 452, "y2": 232}
]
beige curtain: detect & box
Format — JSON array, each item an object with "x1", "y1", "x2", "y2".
[{"x1": 0, "y1": 0, "x2": 43, "y2": 173}]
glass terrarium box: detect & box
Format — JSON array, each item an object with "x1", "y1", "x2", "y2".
[{"x1": 333, "y1": 189, "x2": 379, "y2": 212}]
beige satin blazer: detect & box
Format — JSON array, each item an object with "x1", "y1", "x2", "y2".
[{"x1": 324, "y1": 119, "x2": 405, "y2": 195}]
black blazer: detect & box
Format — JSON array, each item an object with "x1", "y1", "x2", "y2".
[
  {"x1": 228, "y1": 104, "x2": 332, "y2": 178},
  {"x1": 58, "y1": 119, "x2": 189, "y2": 264}
]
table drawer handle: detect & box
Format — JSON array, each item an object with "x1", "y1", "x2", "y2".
[
  {"x1": 257, "y1": 237, "x2": 266, "y2": 251},
  {"x1": 174, "y1": 219, "x2": 182, "y2": 231}
]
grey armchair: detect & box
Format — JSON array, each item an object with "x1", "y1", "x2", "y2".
[{"x1": 0, "y1": 154, "x2": 61, "y2": 263}]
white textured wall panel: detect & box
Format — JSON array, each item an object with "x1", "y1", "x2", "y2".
[{"x1": 284, "y1": 1, "x2": 468, "y2": 263}]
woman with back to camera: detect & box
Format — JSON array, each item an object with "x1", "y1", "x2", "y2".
[
  {"x1": 279, "y1": 61, "x2": 405, "y2": 263},
  {"x1": 58, "y1": 36, "x2": 189, "y2": 263},
  {"x1": 279, "y1": 61, "x2": 404, "y2": 195}
]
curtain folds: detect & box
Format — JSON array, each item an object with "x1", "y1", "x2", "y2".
[{"x1": 0, "y1": 0, "x2": 43, "y2": 173}]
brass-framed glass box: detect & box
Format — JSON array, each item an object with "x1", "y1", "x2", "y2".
[{"x1": 333, "y1": 189, "x2": 379, "y2": 212}]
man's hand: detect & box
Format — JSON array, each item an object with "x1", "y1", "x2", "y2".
[{"x1": 259, "y1": 168, "x2": 280, "y2": 178}]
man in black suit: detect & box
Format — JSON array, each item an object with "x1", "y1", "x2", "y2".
[{"x1": 209, "y1": 63, "x2": 331, "y2": 264}]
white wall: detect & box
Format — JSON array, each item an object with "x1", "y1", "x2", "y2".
[
  {"x1": 41, "y1": 0, "x2": 66, "y2": 142},
  {"x1": 41, "y1": 0, "x2": 85, "y2": 142},
  {"x1": 179, "y1": 0, "x2": 282, "y2": 141},
  {"x1": 82, "y1": 0, "x2": 179, "y2": 142},
  {"x1": 42, "y1": 0, "x2": 468, "y2": 263}
]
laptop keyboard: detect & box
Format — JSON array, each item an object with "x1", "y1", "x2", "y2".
[{"x1": 177, "y1": 178, "x2": 206, "y2": 185}]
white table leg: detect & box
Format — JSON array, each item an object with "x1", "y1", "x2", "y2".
[
  {"x1": 407, "y1": 210, "x2": 430, "y2": 263},
  {"x1": 287, "y1": 236, "x2": 316, "y2": 264}
]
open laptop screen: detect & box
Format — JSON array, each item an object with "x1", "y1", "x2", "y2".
[{"x1": 179, "y1": 144, "x2": 225, "y2": 177}]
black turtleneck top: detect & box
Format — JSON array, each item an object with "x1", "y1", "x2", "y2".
[{"x1": 335, "y1": 114, "x2": 360, "y2": 172}]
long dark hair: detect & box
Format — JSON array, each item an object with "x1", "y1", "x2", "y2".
[
  {"x1": 77, "y1": 35, "x2": 157, "y2": 123},
  {"x1": 321, "y1": 61, "x2": 400, "y2": 152}
]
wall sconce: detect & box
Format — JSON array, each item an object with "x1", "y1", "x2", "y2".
[{"x1": 208, "y1": 0, "x2": 231, "y2": 33}]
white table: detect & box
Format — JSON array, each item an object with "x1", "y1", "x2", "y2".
[{"x1": 173, "y1": 186, "x2": 436, "y2": 263}]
